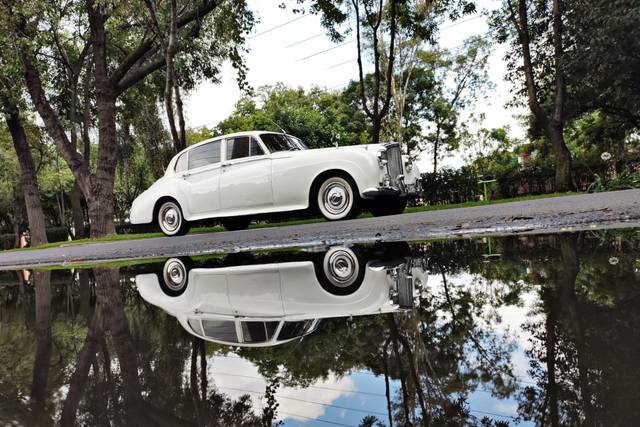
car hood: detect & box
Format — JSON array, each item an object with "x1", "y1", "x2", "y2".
[{"x1": 270, "y1": 143, "x2": 386, "y2": 158}]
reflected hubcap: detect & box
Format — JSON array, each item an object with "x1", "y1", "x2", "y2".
[
  {"x1": 163, "y1": 259, "x2": 187, "y2": 291},
  {"x1": 323, "y1": 247, "x2": 359, "y2": 288}
]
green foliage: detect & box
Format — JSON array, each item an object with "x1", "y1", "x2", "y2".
[
  {"x1": 588, "y1": 169, "x2": 640, "y2": 193},
  {"x1": 0, "y1": 117, "x2": 74, "y2": 235},
  {"x1": 420, "y1": 167, "x2": 480, "y2": 204},
  {"x1": 214, "y1": 83, "x2": 370, "y2": 148}
]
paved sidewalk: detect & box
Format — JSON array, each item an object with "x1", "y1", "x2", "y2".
[{"x1": 1, "y1": 190, "x2": 639, "y2": 269}]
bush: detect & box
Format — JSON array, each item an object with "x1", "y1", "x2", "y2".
[
  {"x1": 45, "y1": 226, "x2": 70, "y2": 243},
  {"x1": 420, "y1": 167, "x2": 480, "y2": 205},
  {"x1": 588, "y1": 169, "x2": 640, "y2": 193},
  {"x1": 0, "y1": 233, "x2": 16, "y2": 250}
]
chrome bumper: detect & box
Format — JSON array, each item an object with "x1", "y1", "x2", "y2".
[{"x1": 362, "y1": 182, "x2": 421, "y2": 199}]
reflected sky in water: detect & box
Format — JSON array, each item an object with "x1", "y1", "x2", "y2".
[{"x1": 1, "y1": 230, "x2": 639, "y2": 426}]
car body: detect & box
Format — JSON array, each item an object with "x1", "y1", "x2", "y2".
[
  {"x1": 129, "y1": 131, "x2": 421, "y2": 235},
  {"x1": 134, "y1": 245, "x2": 427, "y2": 347}
]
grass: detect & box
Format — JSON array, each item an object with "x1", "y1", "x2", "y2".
[{"x1": 8, "y1": 191, "x2": 581, "y2": 252}]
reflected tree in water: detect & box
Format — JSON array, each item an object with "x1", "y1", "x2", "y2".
[{"x1": 518, "y1": 233, "x2": 640, "y2": 425}]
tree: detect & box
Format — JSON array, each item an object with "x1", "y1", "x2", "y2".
[
  {"x1": 302, "y1": 0, "x2": 476, "y2": 147},
  {"x1": 3, "y1": 0, "x2": 254, "y2": 237},
  {"x1": 564, "y1": 0, "x2": 640, "y2": 130},
  {"x1": 0, "y1": 103, "x2": 48, "y2": 246},
  {"x1": 0, "y1": 20, "x2": 48, "y2": 246},
  {"x1": 491, "y1": 0, "x2": 574, "y2": 191},
  {"x1": 423, "y1": 36, "x2": 493, "y2": 172},
  {"x1": 216, "y1": 84, "x2": 370, "y2": 148}
]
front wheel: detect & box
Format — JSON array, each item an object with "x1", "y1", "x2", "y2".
[
  {"x1": 221, "y1": 216, "x2": 251, "y2": 231},
  {"x1": 316, "y1": 176, "x2": 359, "y2": 221},
  {"x1": 313, "y1": 246, "x2": 365, "y2": 296},
  {"x1": 369, "y1": 196, "x2": 407, "y2": 217},
  {"x1": 157, "y1": 200, "x2": 191, "y2": 236}
]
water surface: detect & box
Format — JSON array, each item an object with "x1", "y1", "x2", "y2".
[{"x1": 1, "y1": 230, "x2": 639, "y2": 426}]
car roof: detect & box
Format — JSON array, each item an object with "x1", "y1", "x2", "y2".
[{"x1": 184, "y1": 130, "x2": 283, "y2": 152}]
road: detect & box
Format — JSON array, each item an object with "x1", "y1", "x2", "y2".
[{"x1": 1, "y1": 189, "x2": 639, "y2": 269}]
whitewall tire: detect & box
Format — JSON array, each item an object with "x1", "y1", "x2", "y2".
[
  {"x1": 316, "y1": 176, "x2": 359, "y2": 220},
  {"x1": 157, "y1": 200, "x2": 190, "y2": 236}
]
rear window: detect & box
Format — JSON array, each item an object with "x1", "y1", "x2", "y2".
[
  {"x1": 175, "y1": 152, "x2": 188, "y2": 172},
  {"x1": 188, "y1": 318, "x2": 204, "y2": 336},
  {"x1": 188, "y1": 140, "x2": 221, "y2": 169}
]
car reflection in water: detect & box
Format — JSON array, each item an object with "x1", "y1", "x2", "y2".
[{"x1": 134, "y1": 243, "x2": 427, "y2": 347}]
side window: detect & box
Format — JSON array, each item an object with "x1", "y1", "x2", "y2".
[
  {"x1": 241, "y1": 321, "x2": 279, "y2": 343},
  {"x1": 188, "y1": 318, "x2": 204, "y2": 336},
  {"x1": 202, "y1": 320, "x2": 237, "y2": 342},
  {"x1": 188, "y1": 140, "x2": 221, "y2": 169},
  {"x1": 250, "y1": 138, "x2": 265, "y2": 156},
  {"x1": 174, "y1": 152, "x2": 188, "y2": 173},
  {"x1": 226, "y1": 137, "x2": 264, "y2": 160}
]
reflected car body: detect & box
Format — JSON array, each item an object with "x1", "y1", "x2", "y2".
[
  {"x1": 135, "y1": 246, "x2": 426, "y2": 347},
  {"x1": 129, "y1": 131, "x2": 421, "y2": 235}
]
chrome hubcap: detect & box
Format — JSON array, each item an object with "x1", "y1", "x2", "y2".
[
  {"x1": 322, "y1": 180, "x2": 351, "y2": 216},
  {"x1": 163, "y1": 259, "x2": 187, "y2": 291},
  {"x1": 323, "y1": 247, "x2": 359, "y2": 288},
  {"x1": 160, "y1": 204, "x2": 181, "y2": 233}
]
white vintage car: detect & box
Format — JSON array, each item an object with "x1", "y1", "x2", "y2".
[
  {"x1": 134, "y1": 245, "x2": 427, "y2": 347},
  {"x1": 129, "y1": 131, "x2": 421, "y2": 235}
]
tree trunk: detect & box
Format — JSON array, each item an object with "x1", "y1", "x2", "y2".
[
  {"x1": 547, "y1": 122, "x2": 573, "y2": 192},
  {"x1": 545, "y1": 310, "x2": 559, "y2": 427},
  {"x1": 432, "y1": 123, "x2": 442, "y2": 173},
  {"x1": 371, "y1": 118, "x2": 381, "y2": 145},
  {"x1": 30, "y1": 269, "x2": 52, "y2": 424},
  {"x1": 90, "y1": 95, "x2": 118, "y2": 237},
  {"x1": 69, "y1": 181, "x2": 86, "y2": 239},
  {"x1": 4, "y1": 108, "x2": 48, "y2": 246}
]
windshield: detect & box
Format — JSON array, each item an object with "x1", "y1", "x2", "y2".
[
  {"x1": 278, "y1": 319, "x2": 317, "y2": 340},
  {"x1": 260, "y1": 133, "x2": 307, "y2": 153}
]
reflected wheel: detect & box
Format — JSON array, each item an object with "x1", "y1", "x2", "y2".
[
  {"x1": 221, "y1": 216, "x2": 251, "y2": 231},
  {"x1": 369, "y1": 196, "x2": 407, "y2": 217},
  {"x1": 313, "y1": 246, "x2": 365, "y2": 296},
  {"x1": 159, "y1": 258, "x2": 192, "y2": 297}
]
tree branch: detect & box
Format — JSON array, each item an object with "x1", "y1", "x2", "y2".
[{"x1": 114, "y1": 0, "x2": 221, "y2": 93}]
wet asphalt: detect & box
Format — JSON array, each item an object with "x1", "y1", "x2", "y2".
[{"x1": 1, "y1": 189, "x2": 639, "y2": 270}]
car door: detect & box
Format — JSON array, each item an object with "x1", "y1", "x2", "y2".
[
  {"x1": 226, "y1": 264, "x2": 285, "y2": 317},
  {"x1": 219, "y1": 136, "x2": 273, "y2": 213},
  {"x1": 181, "y1": 140, "x2": 222, "y2": 217}
]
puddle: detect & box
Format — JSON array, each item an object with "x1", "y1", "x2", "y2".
[{"x1": 1, "y1": 230, "x2": 639, "y2": 426}]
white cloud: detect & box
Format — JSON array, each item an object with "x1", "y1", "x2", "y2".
[{"x1": 209, "y1": 355, "x2": 357, "y2": 423}]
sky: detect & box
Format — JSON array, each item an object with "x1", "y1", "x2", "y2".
[{"x1": 184, "y1": 0, "x2": 528, "y2": 170}]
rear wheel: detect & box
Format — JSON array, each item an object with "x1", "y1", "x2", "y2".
[
  {"x1": 159, "y1": 258, "x2": 191, "y2": 296},
  {"x1": 221, "y1": 216, "x2": 251, "y2": 231},
  {"x1": 316, "y1": 176, "x2": 359, "y2": 221},
  {"x1": 369, "y1": 196, "x2": 407, "y2": 217},
  {"x1": 157, "y1": 200, "x2": 190, "y2": 236}
]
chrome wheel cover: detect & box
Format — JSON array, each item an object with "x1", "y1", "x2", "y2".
[
  {"x1": 159, "y1": 202, "x2": 181, "y2": 235},
  {"x1": 318, "y1": 177, "x2": 353, "y2": 220},
  {"x1": 163, "y1": 258, "x2": 187, "y2": 292},
  {"x1": 323, "y1": 247, "x2": 359, "y2": 288}
]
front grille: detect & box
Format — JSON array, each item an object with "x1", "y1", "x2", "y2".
[{"x1": 385, "y1": 143, "x2": 405, "y2": 190}]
